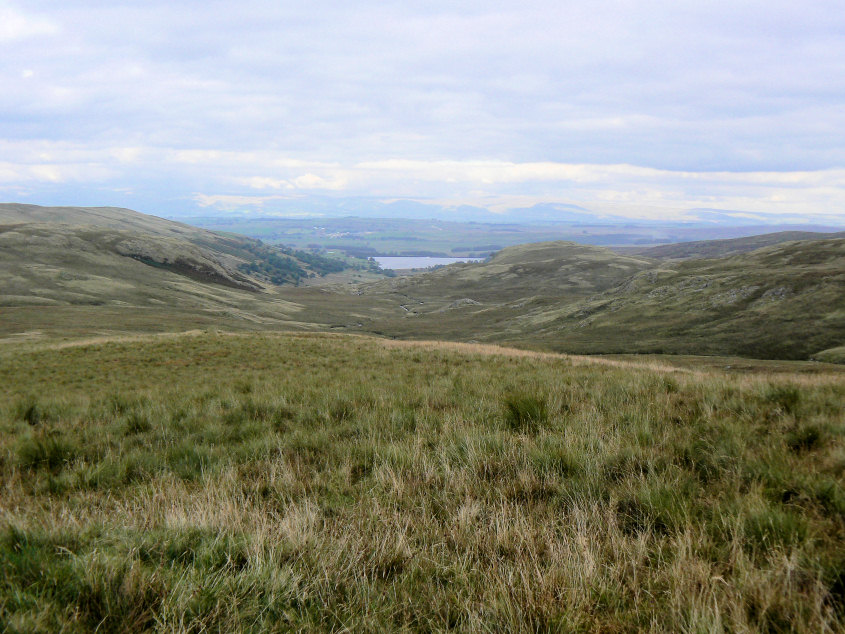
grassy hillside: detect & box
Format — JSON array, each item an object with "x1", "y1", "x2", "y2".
[
  {"x1": 0, "y1": 222, "x2": 263, "y2": 294},
  {"x1": 0, "y1": 204, "x2": 388, "y2": 338},
  {"x1": 363, "y1": 241, "x2": 653, "y2": 304},
  {"x1": 0, "y1": 332, "x2": 843, "y2": 631},
  {"x1": 815, "y1": 346, "x2": 845, "y2": 364},
  {"x1": 621, "y1": 230, "x2": 845, "y2": 260},
  {"x1": 0, "y1": 204, "x2": 354, "y2": 289},
  {"x1": 546, "y1": 238, "x2": 845, "y2": 358},
  {"x1": 2, "y1": 207, "x2": 844, "y2": 629},
  {"x1": 0, "y1": 222, "x2": 312, "y2": 335},
  {"x1": 0, "y1": 203, "x2": 213, "y2": 239},
  {"x1": 2, "y1": 207, "x2": 843, "y2": 361},
  {"x1": 358, "y1": 238, "x2": 845, "y2": 360}
]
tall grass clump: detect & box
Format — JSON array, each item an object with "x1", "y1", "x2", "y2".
[
  {"x1": 15, "y1": 431, "x2": 79, "y2": 472},
  {"x1": 764, "y1": 383, "x2": 802, "y2": 416},
  {"x1": 503, "y1": 391, "x2": 549, "y2": 433},
  {"x1": 15, "y1": 396, "x2": 44, "y2": 426}
]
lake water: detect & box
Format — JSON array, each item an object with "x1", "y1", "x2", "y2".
[{"x1": 374, "y1": 256, "x2": 482, "y2": 270}]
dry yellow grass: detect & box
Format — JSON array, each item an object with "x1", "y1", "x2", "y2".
[{"x1": 0, "y1": 331, "x2": 843, "y2": 632}]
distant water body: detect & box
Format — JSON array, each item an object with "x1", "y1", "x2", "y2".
[{"x1": 374, "y1": 256, "x2": 482, "y2": 270}]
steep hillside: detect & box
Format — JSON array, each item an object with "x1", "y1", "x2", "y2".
[
  {"x1": 0, "y1": 204, "x2": 368, "y2": 338},
  {"x1": 0, "y1": 204, "x2": 350, "y2": 288}
]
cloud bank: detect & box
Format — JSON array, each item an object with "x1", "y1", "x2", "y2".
[{"x1": 1, "y1": 0, "x2": 844, "y2": 221}]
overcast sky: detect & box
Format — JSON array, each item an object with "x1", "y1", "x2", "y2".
[{"x1": 2, "y1": 0, "x2": 845, "y2": 221}]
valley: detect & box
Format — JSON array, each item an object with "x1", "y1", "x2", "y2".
[
  {"x1": 0, "y1": 203, "x2": 843, "y2": 631},
  {"x1": 3, "y1": 204, "x2": 843, "y2": 362},
  {"x1": 189, "y1": 214, "x2": 845, "y2": 258}
]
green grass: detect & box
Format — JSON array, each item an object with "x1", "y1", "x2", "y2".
[
  {"x1": 360, "y1": 238, "x2": 845, "y2": 360},
  {"x1": 816, "y1": 346, "x2": 845, "y2": 365},
  {"x1": 502, "y1": 392, "x2": 549, "y2": 433},
  {"x1": 4, "y1": 205, "x2": 844, "y2": 364},
  {"x1": 0, "y1": 331, "x2": 843, "y2": 631}
]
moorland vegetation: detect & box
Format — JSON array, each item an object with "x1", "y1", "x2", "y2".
[
  {"x1": 1, "y1": 204, "x2": 844, "y2": 632},
  {"x1": 2, "y1": 204, "x2": 843, "y2": 362},
  {"x1": 1, "y1": 332, "x2": 844, "y2": 631}
]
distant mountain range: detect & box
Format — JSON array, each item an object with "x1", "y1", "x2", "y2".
[{"x1": 166, "y1": 194, "x2": 845, "y2": 227}]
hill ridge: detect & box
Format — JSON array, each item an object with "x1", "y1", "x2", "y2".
[{"x1": 2, "y1": 204, "x2": 843, "y2": 361}]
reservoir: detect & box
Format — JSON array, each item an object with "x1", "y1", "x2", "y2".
[{"x1": 374, "y1": 256, "x2": 482, "y2": 270}]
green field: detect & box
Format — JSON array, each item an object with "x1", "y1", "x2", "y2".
[{"x1": 1, "y1": 332, "x2": 844, "y2": 632}]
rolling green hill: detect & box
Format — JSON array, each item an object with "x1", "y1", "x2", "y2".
[
  {"x1": 815, "y1": 346, "x2": 845, "y2": 364},
  {"x1": 2, "y1": 205, "x2": 843, "y2": 361},
  {"x1": 0, "y1": 204, "x2": 352, "y2": 288},
  {"x1": 364, "y1": 241, "x2": 654, "y2": 304},
  {"x1": 0, "y1": 203, "x2": 214, "y2": 238},
  {"x1": 356, "y1": 238, "x2": 845, "y2": 360},
  {"x1": 534, "y1": 238, "x2": 845, "y2": 359},
  {"x1": 0, "y1": 222, "x2": 306, "y2": 337},
  {"x1": 0, "y1": 204, "x2": 374, "y2": 337},
  {"x1": 619, "y1": 230, "x2": 845, "y2": 260}
]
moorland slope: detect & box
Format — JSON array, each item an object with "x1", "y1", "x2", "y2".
[
  {"x1": 359, "y1": 241, "x2": 653, "y2": 308},
  {"x1": 623, "y1": 230, "x2": 845, "y2": 260},
  {"x1": 357, "y1": 238, "x2": 845, "y2": 360},
  {"x1": 0, "y1": 204, "x2": 379, "y2": 337},
  {"x1": 2, "y1": 204, "x2": 843, "y2": 361},
  {"x1": 1, "y1": 207, "x2": 844, "y2": 630},
  {"x1": 1, "y1": 331, "x2": 842, "y2": 631}
]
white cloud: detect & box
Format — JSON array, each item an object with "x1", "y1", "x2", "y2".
[
  {"x1": 193, "y1": 194, "x2": 287, "y2": 209},
  {"x1": 1, "y1": 138, "x2": 844, "y2": 219},
  {"x1": 2, "y1": 1, "x2": 845, "y2": 220},
  {"x1": 290, "y1": 173, "x2": 348, "y2": 190},
  {"x1": 239, "y1": 177, "x2": 292, "y2": 190},
  {"x1": 0, "y1": 159, "x2": 114, "y2": 184},
  {"x1": 0, "y1": 5, "x2": 58, "y2": 42}
]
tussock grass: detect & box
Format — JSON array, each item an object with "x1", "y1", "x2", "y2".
[
  {"x1": 15, "y1": 431, "x2": 80, "y2": 472},
  {"x1": 503, "y1": 392, "x2": 549, "y2": 433},
  {"x1": 0, "y1": 332, "x2": 843, "y2": 631}
]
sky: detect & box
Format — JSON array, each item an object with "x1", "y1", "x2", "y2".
[{"x1": 2, "y1": 0, "x2": 845, "y2": 223}]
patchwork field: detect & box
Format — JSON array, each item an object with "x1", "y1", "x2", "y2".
[{"x1": 1, "y1": 332, "x2": 843, "y2": 632}]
